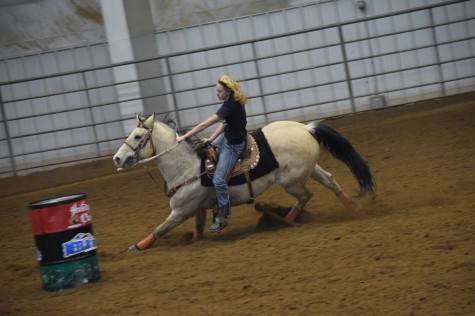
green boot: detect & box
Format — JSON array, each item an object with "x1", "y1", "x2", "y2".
[{"x1": 208, "y1": 214, "x2": 228, "y2": 232}]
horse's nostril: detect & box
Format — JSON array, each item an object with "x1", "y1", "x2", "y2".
[{"x1": 114, "y1": 156, "x2": 120, "y2": 164}]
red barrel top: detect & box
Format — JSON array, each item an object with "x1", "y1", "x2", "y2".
[{"x1": 29, "y1": 193, "x2": 93, "y2": 235}]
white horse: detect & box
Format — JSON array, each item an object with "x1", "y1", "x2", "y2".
[{"x1": 113, "y1": 114, "x2": 374, "y2": 251}]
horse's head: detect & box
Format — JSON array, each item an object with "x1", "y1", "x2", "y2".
[{"x1": 113, "y1": 114, "x2": 156, "y2": 169}]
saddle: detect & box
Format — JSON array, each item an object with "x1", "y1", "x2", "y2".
[{"x1": 204, "y1": 134, "x2": 259, "y2": 203}]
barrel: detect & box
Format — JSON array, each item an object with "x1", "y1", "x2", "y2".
[{"x1": 28, "y1": 193, "x2": 100, "y2": 291}]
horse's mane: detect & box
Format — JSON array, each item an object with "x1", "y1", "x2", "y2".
[
  {"x1": 139, "y1": 112, "x2": 177, "y2": 130},
  {"x1": 179, "y1": 128, "x2": 208, "y2": 159}
]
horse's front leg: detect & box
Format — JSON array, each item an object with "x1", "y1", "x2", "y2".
[{"x1": 129, "y1": 210, "x2": 186, "y2": 251}]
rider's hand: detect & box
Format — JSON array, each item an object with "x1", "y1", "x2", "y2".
[
  {"x1": 176, "y1": 135, "x2": 186, "y2": 143},
  {"x1": 202, "y1": 138, "x2": 211, "y2": 144}
]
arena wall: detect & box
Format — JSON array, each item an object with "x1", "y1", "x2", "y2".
[{"x1": 0, "y1": 0, "x2": 473, "y2": 177}]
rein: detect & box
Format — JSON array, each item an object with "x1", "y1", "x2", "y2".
[
  {"x1": 135, "y1": 142, "x2": 180, "y2": 166},
  {"x1": 117, "y1": 141, "x2": 180, "y2": 173}
]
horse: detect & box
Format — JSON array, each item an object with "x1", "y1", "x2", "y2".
[{"x1": 113, "y1": 114, "x2": 375, "y2": 251}]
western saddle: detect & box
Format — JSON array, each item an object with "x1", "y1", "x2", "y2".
[{"x1": 204, "y1": 134, "x2": 259, "y2": 204}]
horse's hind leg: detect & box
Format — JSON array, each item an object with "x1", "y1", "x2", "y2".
[
  {"x1": 311, "y1": 164, "x2": 354, "y2": 208},
  {"x1": 282, "y1": 182, "x2": 313, "y2": 222}
]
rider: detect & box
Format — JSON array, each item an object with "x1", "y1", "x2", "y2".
[{"x1": 176, "y1": 75, "x2": 247, "y2": 232}]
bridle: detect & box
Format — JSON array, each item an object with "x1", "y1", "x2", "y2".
[{"x1": 124, "y1": 122, "x2": 156, "y2": 157}]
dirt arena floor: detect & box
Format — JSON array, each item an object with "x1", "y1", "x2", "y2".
[{"x1": 0, "y1": 93, "x2": 474, "y2": 315}]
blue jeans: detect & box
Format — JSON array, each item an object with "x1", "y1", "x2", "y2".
[{"x1": 211, "y1": 134, "x2": 245, "y2": 218}]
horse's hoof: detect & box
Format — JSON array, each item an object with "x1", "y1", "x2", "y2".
[
  {"x1": 128, "y1": 244, "x2": 140, "y2": 252},
  {"x1": 337, "y1": 191, "x2": 356, "y2": 208},
  {"x1": 284, "y1": 208, "x2": 301, "y2": 223}
]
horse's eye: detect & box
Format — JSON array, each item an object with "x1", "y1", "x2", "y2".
[{"x1": 134, "y1": 135, "x2": 142, "y2": 140}]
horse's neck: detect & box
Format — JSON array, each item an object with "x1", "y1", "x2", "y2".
[
  {"x1": 152, "y1": 122, "x2": 200, "y2": 185},
  {"x1": 151, "y1": 121, "x2": 176, "y2": 151}
]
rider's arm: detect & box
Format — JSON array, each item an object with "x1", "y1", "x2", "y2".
[{"x1": 176, "y1": 114, "x2": 220, "y2": 142}]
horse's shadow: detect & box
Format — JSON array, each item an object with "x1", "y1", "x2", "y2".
[{"x1": 255, "y1": 203, "x2": 304, "y2": 229}]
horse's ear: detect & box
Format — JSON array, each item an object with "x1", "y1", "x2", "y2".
[
  {"x1": 137, "y1": 113, "x2": 147, "y2": 125},
  {"x1": 143, "y1": 113, "x2": 155, "y2": 130},
  {"x1": 136, "y1": 113, "x2": 146, "y2": 128}
]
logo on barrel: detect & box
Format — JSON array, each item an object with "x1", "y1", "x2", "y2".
[
  {"x1": 68, "y1": 201, "x2": 92, "y2": 229},
  {"x1": 62, "y1": 233, "x2": 97, "y2": 258}
]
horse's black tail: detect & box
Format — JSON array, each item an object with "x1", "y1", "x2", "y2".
[{"x1": 307, "y1": 122, "x2": 375, "y2": 195}]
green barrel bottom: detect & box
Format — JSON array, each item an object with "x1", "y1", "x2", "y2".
[{"x1": 39, "y1": 255, "x2": 100, "y2": 291}]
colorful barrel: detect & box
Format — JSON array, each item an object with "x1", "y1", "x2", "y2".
[{"x1": 28, "y1": 193, "x2": 100, "y2": 291}]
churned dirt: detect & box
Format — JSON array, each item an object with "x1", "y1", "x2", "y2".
[{"x1": 0, "y1": 93, "x2": 474, "y2": 315}]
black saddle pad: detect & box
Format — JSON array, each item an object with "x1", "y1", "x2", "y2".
[{"x1": 200, "y1": 128, "x2": 279, "y2": 187}]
